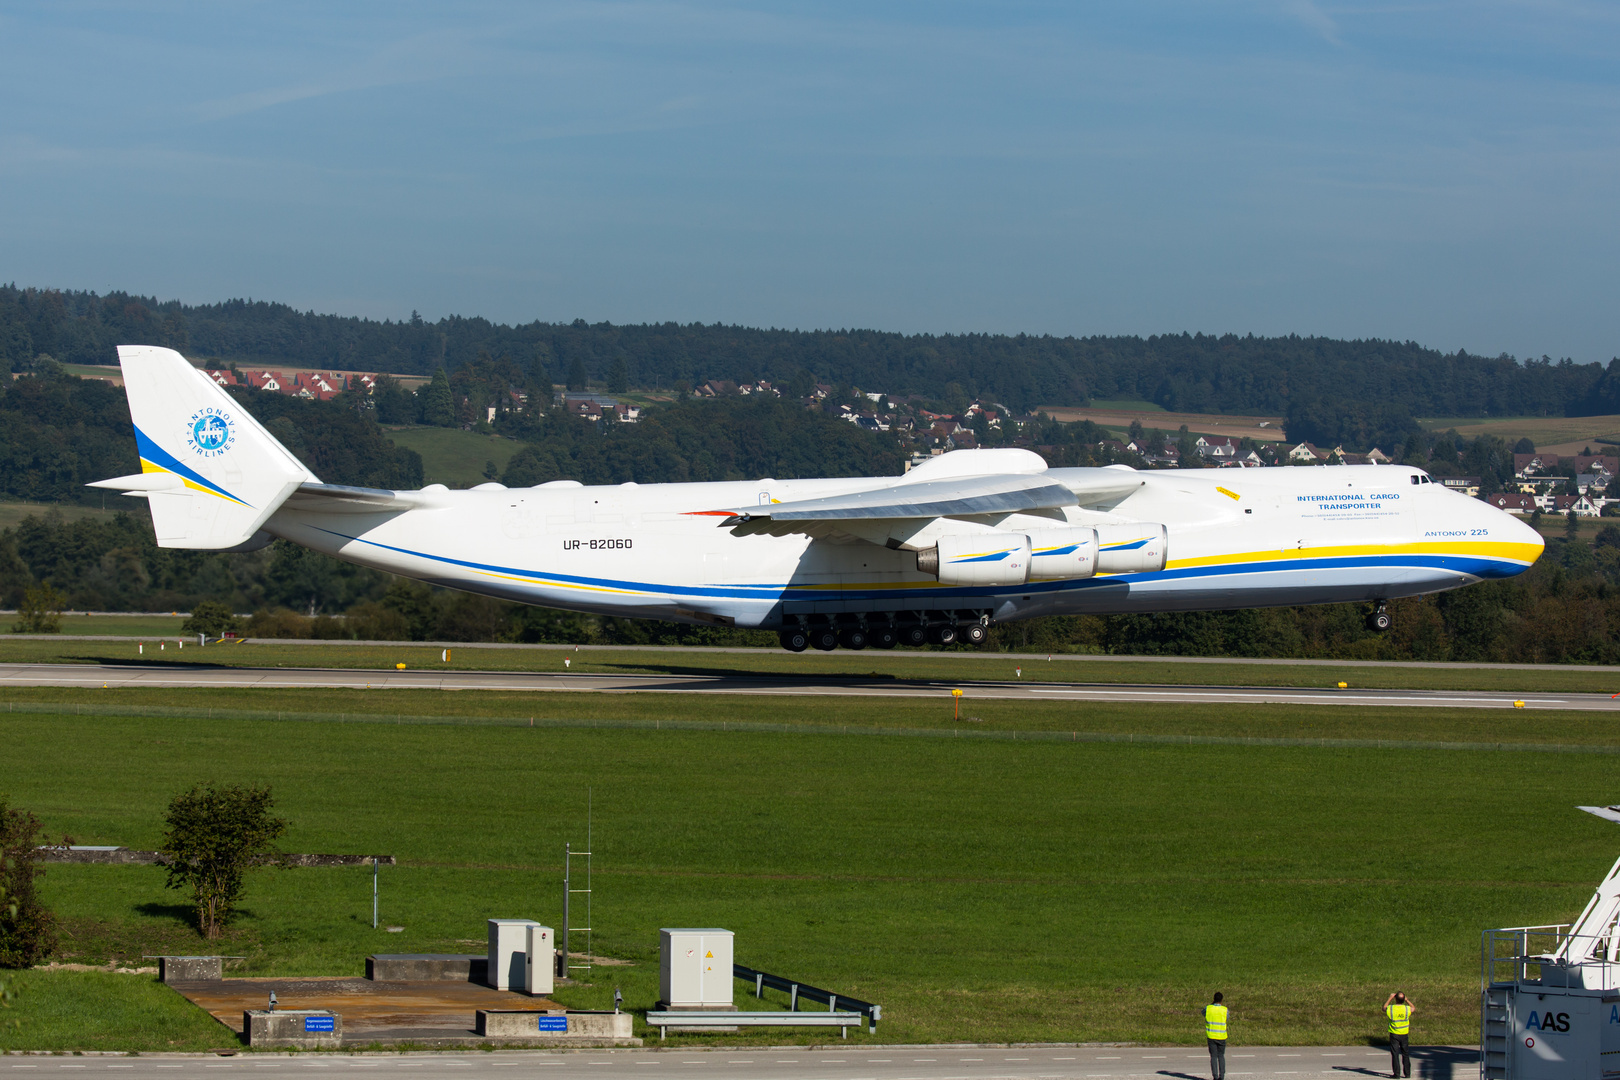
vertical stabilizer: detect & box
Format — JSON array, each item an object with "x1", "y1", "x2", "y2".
[{"x1": 100, "y1": 345, "x2": 317, "y2": 549}]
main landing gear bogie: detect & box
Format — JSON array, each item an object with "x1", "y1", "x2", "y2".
[
  {"x1": 780, "y1": 614, "x2": 992, "y2": 652},
  {"x1": 1365, "y1": 602, "x2": 1392, "y2": 633}
]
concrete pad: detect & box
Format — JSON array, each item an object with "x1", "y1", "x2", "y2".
[
  {"x1": 365, "y1": 954, "x2": 487, "y2": 982},
  {"x1": 244, "y1": 1010, "x2": 341, "y2": 1048},
  {"x1": 158, "y1": 956, "x2": 222, "y2": 983},
  {"x1": 476, "y1": 1010, "x2": 635, "y2": 1043},
  {"x1": 170, "y1": 977, "x2": 562, "y2": 1043}
]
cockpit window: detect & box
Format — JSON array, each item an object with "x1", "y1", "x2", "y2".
[{"x1": 1410, "y1": 473, "x2": 1433, "y2": 485}]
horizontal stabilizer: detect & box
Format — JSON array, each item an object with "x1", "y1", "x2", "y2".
[{"x1": 86, "y1": 472, "x2": 184, "y2": 494}]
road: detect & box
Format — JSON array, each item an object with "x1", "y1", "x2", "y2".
[
  {"x1": 0, "y1": 661, "x2": 1607, "y2": 710},
  {"x1": 0, "y1": 1045, "x2": 1473, "y2": 1080}
]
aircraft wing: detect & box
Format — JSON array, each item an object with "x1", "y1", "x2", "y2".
[
  {"x1": 278, "y1": 482, "x2": 428, "y2": 512},
  {"x1": 719, "y1": 474, "x2": 1078, "y2": 525}
]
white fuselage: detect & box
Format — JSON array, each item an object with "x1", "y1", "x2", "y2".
[{"x1": 263, "y1": 464, "x2": 1543, "y2": 629}]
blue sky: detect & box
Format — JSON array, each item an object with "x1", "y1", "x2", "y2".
[{"x1": 2, "y1": 2, "x2": 1617, "y2": 361}]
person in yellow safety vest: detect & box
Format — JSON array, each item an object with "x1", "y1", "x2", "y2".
[
  {"x1": 1204, "y1": 992, "x2": 1229, "y2": 1080},
  {"x1": 1384, "y1": 992, "x2": 1414, "y2": 1079}
]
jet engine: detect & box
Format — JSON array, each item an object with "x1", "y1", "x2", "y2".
[
  {"x1": 1026, "y1": 528, "x2": 1100, "y2": 580},
  {"x1": 915, "y1": 524, "x2": 1167, "y2": 585},
  {"x1": 915, "y1": 533, "x2": 1032, "y2": 586},
  {"x1": 1094, "y1": 523, "x2": 1169, "y2": 573}
]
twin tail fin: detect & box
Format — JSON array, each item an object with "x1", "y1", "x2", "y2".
[{"x1": 89, "y1": 346, "x2": 317, "y2": 549}]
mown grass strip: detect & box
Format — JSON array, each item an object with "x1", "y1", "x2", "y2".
[{"x1": 5, "y1": 697, "x2": 1618, "y2": 754}]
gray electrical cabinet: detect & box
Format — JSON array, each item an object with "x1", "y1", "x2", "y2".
[
  {"x1": 659, "y1": 928, "x2": 734, "y2": 1009},
  {"x1": 526, "y1": 924, "x2": 556, "y2": 996},
  {"x1": 488, "y1": 919, "x2": 539, "y2": 991}
]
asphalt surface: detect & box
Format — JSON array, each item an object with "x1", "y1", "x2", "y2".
[
  {"x1": 0, "y1": 1046, "x2": 1475, "y2": 1080},
  {"x1": 0, "y1": 661, "x2": 1607, "y2": 710}
]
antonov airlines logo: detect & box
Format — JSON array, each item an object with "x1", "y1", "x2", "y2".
[{"x1": 185, "y1": 408, "x2": 236, "y2": 458}]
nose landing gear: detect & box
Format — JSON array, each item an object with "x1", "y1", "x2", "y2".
[{"x1": 1365, "y1": 602, "x2": 1392, "y2": 632}]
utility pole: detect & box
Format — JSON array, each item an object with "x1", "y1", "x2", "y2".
[
  {"x1": 559, "y1": 843, "x2": 570, "y2": 979},
  {"x1": 372, "y1": 857, "x2": 378, "y2": 929}
]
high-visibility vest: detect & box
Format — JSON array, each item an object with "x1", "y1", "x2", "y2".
[
  {"x1": 1205, "y1": 1004, "x2": 1228, "y2": 1040},
  {"x1": 1387, "y1": 1003, "x2": 1411, "y2": 1035}
]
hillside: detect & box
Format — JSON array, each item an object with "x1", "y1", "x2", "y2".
[{"x1": 7, "y1": 285, "x2": 1618, "y2": 425}]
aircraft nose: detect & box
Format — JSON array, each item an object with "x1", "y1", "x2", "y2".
[{"x1": 1495, "y1": 502, "x2": 1545, "y2": 567}]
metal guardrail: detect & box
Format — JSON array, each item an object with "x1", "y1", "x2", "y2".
[
  {"x1": 733, "y1": 963, "x2": 880, "y2": 1033},
  {"x1": 645, "y1": 1010, "x2": 863, "y2": 1040}
]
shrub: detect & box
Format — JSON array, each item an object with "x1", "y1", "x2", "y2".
[
  {"x1": 161, "y1": 784, "x2": 287, "y2": 939},
  {"x1": 0, "y1": 796, "x2": 58, "y2": 967},
  {"x1": 181, "y1": 600, "x2": 242, "y2": 637},
  {"x1": 11, "y1": 583, "x2": 64, "y2": 633}
]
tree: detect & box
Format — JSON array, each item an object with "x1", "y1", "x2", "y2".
[
  {"x1": 11, "y1": 582, "x2": 64, "y2": 633},
  {"x1": 420, "y1": 369, "x2": 454, "y2": 427},
  {"x1": 161, "y1": 784, "x2": 287, "y2": 939},
  {"x1": 0, "y1": 796, "x2": 57, "y2": 968},
  {"x1": 607, "y1": 358, "x2": 629, "y2": 394},
  {"x1": 1513, "y1": 437, "x2": 1536, "y2": 454},
  {"x1": 566, "y1": 358, "x2": 589, "y2": 392},
  {"x1": 182, "y1": 600, "x2": 241, "y2": 637}
]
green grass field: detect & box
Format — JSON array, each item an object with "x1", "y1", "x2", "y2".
[
  {"x1": 10, "y1": 614, "x2": 190, "y2": 636},
  {"x1": 0, "y1": 499, "x2": 148, "y2": 533},
  {"x1": 3, "y1": 688, "x2": 1618, "y2": 1050},
  {"x1": 382, "y1": 427, "x2": 523, "y2": 488},
  {"x1": 1416, "y1": 414, "x2": 1620, "y2": 453},
  {"x1": 4, "y1": 636, "x2": 1618, "y2": 694}
]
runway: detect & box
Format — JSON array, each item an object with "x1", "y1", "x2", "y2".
[
  {"x1": 0, "y1": 1045, "x2": 1473, "y2": 1080},
  {"x1": 0, "y1": 661, "x2": 1609, "y2": 710}
]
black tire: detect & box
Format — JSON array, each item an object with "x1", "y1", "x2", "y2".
[
  {"x1": 871, "y1": 626, "x2": 898, "y2": 649},
  {"x1": 930, "y1": 624, "x2": 958, "y2": 646},
  {"x1": 901, "y1": 625, "x2": 928, "y2": 647},
  {"x1": 811, "y1": 628, "x2": 839, "y2": 651},
  {"x1": 1369, "y1": 611, "x2": 1392, "y2": 632},
  {"x1": 778, "y1": 628, "x2": 809, "y2": 652},
  {"x1": 838, "y1": 628, "x2": 869, "y2": 650},
  {"x1": 962, "y1": 623, "x2": 989, "y2": 646}
]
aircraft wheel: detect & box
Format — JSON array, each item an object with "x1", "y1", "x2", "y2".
[
  {"x1": 900, "y1": 625, "x2": 928, "y2": 647},
  {"x1": 839, "y1": 628, "x2": 869, "y2": 650},
  {"x1": 810, "y1": 627, "x2": 839, "y2": 651},
  {"x1": 870, "y1": 626, "x2": 898, "y2": 649},
  {"x1": 962, "y1": 623, "x2": 989, "y2": 646},
  {"x1": 1367, "y1": 610, "x2": 1392, "y2": 633},
  {"x1": 778, "y1": 628, "x2": 809, "y2": 653},
  {"x1": 930, "y1": 624, "x2": 958, "y2": 646}
]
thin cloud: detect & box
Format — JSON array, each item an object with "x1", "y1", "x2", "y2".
[
  {"x1": 1282, "y1": 0, "x2": 1343, "y2": 44},
  {"x1": 191, "y1": 31, "x2": 476, "y2": 122}
]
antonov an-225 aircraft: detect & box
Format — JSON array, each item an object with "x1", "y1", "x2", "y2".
[{"x1": 93, "y1": 346, "x2": 1545, "y2": 652}]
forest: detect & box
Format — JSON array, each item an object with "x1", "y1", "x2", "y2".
[{"x1": 7, "y1": 284, "x2": 1620, "y2": 428}]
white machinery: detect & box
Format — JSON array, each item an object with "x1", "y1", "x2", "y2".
[
  {"x1": 1481, "y1": 806, "x2": 1620, "y2": 1079},
  {"x1": 93, "y1": 346, "x2": 1545, "y2": 649},
  {"x1": 660, "y1": 928, "x2": 734, "y2": 1010}
]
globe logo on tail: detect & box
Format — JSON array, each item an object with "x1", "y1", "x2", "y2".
[{"x1": 185, "y1": 408, "x2": 237, "y2": 458}]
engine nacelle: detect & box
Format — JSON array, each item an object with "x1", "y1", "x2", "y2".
[
  {"x1": 1026, "y1": 527, "x2": 1099, "y2": 581},
  {"x1": 916, "y1": 533, "x2": 1032, "y2": 586},
  {"x1": 1095, "y1": 523, "x2": 1169, "y2": 573}
]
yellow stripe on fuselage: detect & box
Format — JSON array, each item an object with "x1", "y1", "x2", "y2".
[{"x1": 1167, "y1": 539, "x2": 1542, "y2": 571}]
